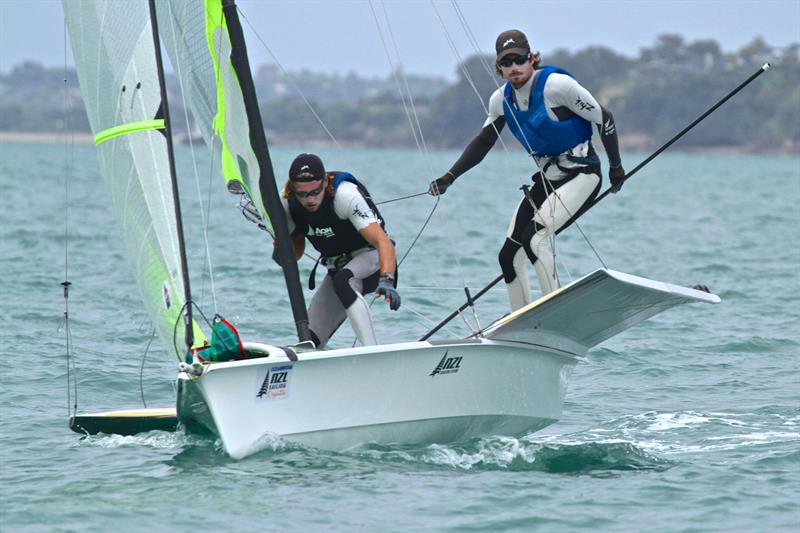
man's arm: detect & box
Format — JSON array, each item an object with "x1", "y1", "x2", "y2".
[
  {"x1": 359, "y1": 223, "x2": 396, "y2": 276},
  {"x1": 554, "y1": 74, "x2": 623, "y2": 169},
  {"x1": 429, "y1": 89, "x2": 506, "y2": 195},
  {"x1": 448, "y1": 117, "x2": 506, "y2": 178}
]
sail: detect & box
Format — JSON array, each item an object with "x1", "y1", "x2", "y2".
[
  {"x1": 156, "y1": 0, "x2": 310, "y2": 341},
  {"x1": 63, "y1": 0, "x2": 204, "y2": 358},
  {"x1": 155, "y1": 0, "x2": 269, "y2": 226}
]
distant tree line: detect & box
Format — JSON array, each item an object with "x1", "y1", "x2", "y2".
[{"x1": 1, "y1": 35, "x2": 797, "y2": 152}]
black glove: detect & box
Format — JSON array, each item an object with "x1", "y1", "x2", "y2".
[
  {"x1": 428, "y1": 172, "x2": 455, "y2": 196},
  {"x1": 609, "y1": 164, "x2": 626, "y2": 193},
  {"x1": 375, "y1": 273, "x2": 401, "y2": 311},
  {"x1": 693, "y1": 284, "x2": 710, "y2": 293}
]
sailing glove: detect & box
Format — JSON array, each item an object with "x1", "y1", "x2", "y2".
[
  {"x1": 428, "y1": 172, "x2": 455, "y2": 196},
  {"x1": 376, "y1": 273, "x2": 401, "y2": 311},
  {"x1": 609, "y1": 164, "x2": 626, "y2": 193}
]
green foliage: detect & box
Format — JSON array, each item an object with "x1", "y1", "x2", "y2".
[{"x1": 2, "y1": 35, "x2": 798, "y2": 152}]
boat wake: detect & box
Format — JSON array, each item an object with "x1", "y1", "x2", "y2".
[
  {"x1": 349, "y1": 436, "x2": 670, "y2": 475},
  {"x1": 76, "y1": 430, "x2": 207, "y2": 451}
]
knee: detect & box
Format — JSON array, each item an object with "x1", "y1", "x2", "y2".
[
  {"x1": 521, "y1": 221, "x2": 547, "y2": 263},
  {"x1": 331, "y1": 268, "x2": 357, "y2": 308},
  {"x1": 498, "y1": 239, "x2": 520, "y2": 283}
]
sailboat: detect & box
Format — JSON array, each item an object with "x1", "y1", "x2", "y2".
[{"x1": 64, "y1": 0, "x2": 719, "y2": 459}]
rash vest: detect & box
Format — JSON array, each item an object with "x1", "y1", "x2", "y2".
[
  {"x1": 502, "y1": 66, "x2": 594, "y2": 157},
  {"x1": 288, "y1": 172, "x2": 385, "y2": 258}
]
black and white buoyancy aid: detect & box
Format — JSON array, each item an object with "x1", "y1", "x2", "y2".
[{"x1": 288, "y1": 171, "x2": 385, "y2": 258}]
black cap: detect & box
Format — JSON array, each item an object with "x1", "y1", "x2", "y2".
[
  {"x1": 289, "y1": 153, "x2": 325, "y2": 182},
  {"x1": 495, "y1": 29, "x2": 530, "y2": 60}
]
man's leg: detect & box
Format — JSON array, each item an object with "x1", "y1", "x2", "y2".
[
  {"x1": 332, "y1": 250, "x2": 382, "y2": 346},
  {"x1": 523, "y1": 173, "x2": 600, "y2": 295},
  {"x1": 307, "y1": 274, "x2": 346, "y2": 348}
]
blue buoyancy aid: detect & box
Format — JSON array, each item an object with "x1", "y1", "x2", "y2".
[{"x1": 502, "y1": 66, "x2": 594, "y2": 157}]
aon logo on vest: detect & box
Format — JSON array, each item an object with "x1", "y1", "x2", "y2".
[{"x1": 308, "y1": 226, "x2": 335, "y2": 238}]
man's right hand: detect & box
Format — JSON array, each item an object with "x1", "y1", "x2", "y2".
[{"x1": 428, "y1": 172, "x2": 455, "y2": 196}]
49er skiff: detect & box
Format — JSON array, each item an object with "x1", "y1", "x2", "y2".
[{"x1": 64, "y1": 0, "x2": 719, "y2": 459}]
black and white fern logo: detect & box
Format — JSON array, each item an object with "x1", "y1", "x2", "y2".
[
  {"x1": 256, "y1": 364, "x2": 293, "y2": 400},
  {"x1": 429, "y1": 351, "x2": 462, "y2": 377}
]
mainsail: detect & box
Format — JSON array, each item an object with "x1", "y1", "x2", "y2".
[
  {"x1": 66, "y1": 0, "x2": 309, "y2": 350},
  {"x1": 63, "y1": 0, "x2": 204, "y2": 358}
]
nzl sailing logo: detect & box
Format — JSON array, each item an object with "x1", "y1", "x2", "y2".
[
  {"x1": 429, "y1": 351, "x2": 462, "y2": 377},
  {"x1": 256, "y1": 364, "x2": 293, "y2": 401}
]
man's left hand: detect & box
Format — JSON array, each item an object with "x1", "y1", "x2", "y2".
[
  {"x1": 609, "y1": 164, "x2": 626, "y2": 193},
  {"x1": 375, "y1": 273, "x2": 401, "y2": 311}
]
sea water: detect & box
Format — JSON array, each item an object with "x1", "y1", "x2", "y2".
[{"x1": 1, "y1": 141, "x2": 798, "y2": 531}]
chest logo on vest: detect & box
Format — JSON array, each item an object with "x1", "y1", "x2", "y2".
[{"x1": 308, "y1": 226, "x2": 335, "y2": 238}]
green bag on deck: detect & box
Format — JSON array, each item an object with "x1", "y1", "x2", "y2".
[{"x1": 194, "y1": 315, "x2": 244, "y2": 362}]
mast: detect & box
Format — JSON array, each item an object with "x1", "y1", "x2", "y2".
[
  {"x1": 147, "y1": 0, "x2": 194, "y2": 351},
  {"x1": 220, "y1": 0, "x2": 311, "y2": 342}
]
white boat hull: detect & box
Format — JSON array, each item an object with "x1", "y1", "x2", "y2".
[
  {"x1": 178, "y1": 339, "x2": 578, "y2": 459},
  {"x1": 176, "y1": 268, "x2": 720, "y2": 459}
]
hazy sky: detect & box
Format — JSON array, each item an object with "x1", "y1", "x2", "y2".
[{"x1": 2, "y1": 0, "x2": 799, "y2": 79}]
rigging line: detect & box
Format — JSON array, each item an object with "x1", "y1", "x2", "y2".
[
  {"x1": 172, "y1": 300, "x2": 215, "y2": 359},
  {"x1": 451, "y1": 1, "x2": 501, "y2": 87},
  {"x1": 237, "y1": 7, "x2": 342, "y2": 150},
  {"x1": 375, "y1": 191, "x2": 428, "y2": 205},
  {"x1": 138, "y1": 327, "x2": 157, "y2": 408},
  {"x1": 62, "y1": 19, "x2": 77, "y2": 418},
  {"x1": 166, "y1": 1, "x2": 219, "y2": 314},
  {"x1": 369, "y1": 2, "x2": 450, "y2": 277},
  {"x1": 404, "y1": 302, "x2": 465, "y2": 338},
  {"x1": 368, "y1": 0, "x2": 425, "y2": 157},
  {"x1": 431, "y1": 1, "x2": 515, "y2": 157},
  {"x1": 378, "y1": 0, "x2": 436, "y2": 179},
  {"x1": 398, "y1": 194, "x2": 439, "y2": 267}
]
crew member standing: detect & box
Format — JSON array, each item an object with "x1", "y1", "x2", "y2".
[
  {"x1": 279, "y1": 153, "x2": 400, "y2": 348},
  {"x1": 429, "y1": 29, "x2": 625, "y2": 310}
]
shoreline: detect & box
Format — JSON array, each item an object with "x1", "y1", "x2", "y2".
[{"x1": 1, "y1": 131, "x2": 797, "y2": 155}]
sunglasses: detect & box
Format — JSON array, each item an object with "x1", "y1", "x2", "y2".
[
  {"x1": 498, "y1": 53, "x2": 530, "y2": 68},
  {"x1": 293, "y1": 181, "x2": 325, "y2": 198}
]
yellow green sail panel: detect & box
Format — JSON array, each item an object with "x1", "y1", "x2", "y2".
[{"x1": 156, "y1": 0, "x2": 273, "y2": 230}]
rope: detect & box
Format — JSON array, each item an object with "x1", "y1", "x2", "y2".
[
  {"x1": 138, "y1": 328, "x2": 157, "y2": 408},
  {"x1": 375, "y1": 191, "x2": 428, "y2": 205}
]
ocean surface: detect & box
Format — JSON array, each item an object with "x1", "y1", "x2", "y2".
[{"x1": 1, "y1": 141, "x2": 798, "y2": 532}]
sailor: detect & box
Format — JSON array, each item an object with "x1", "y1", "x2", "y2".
[
  {"x1": 429, "y1": 29, "x2": 625, "y2": 310},
  {"x1": 278, "y1": 153, "x2": 400, "y2": 348}
]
